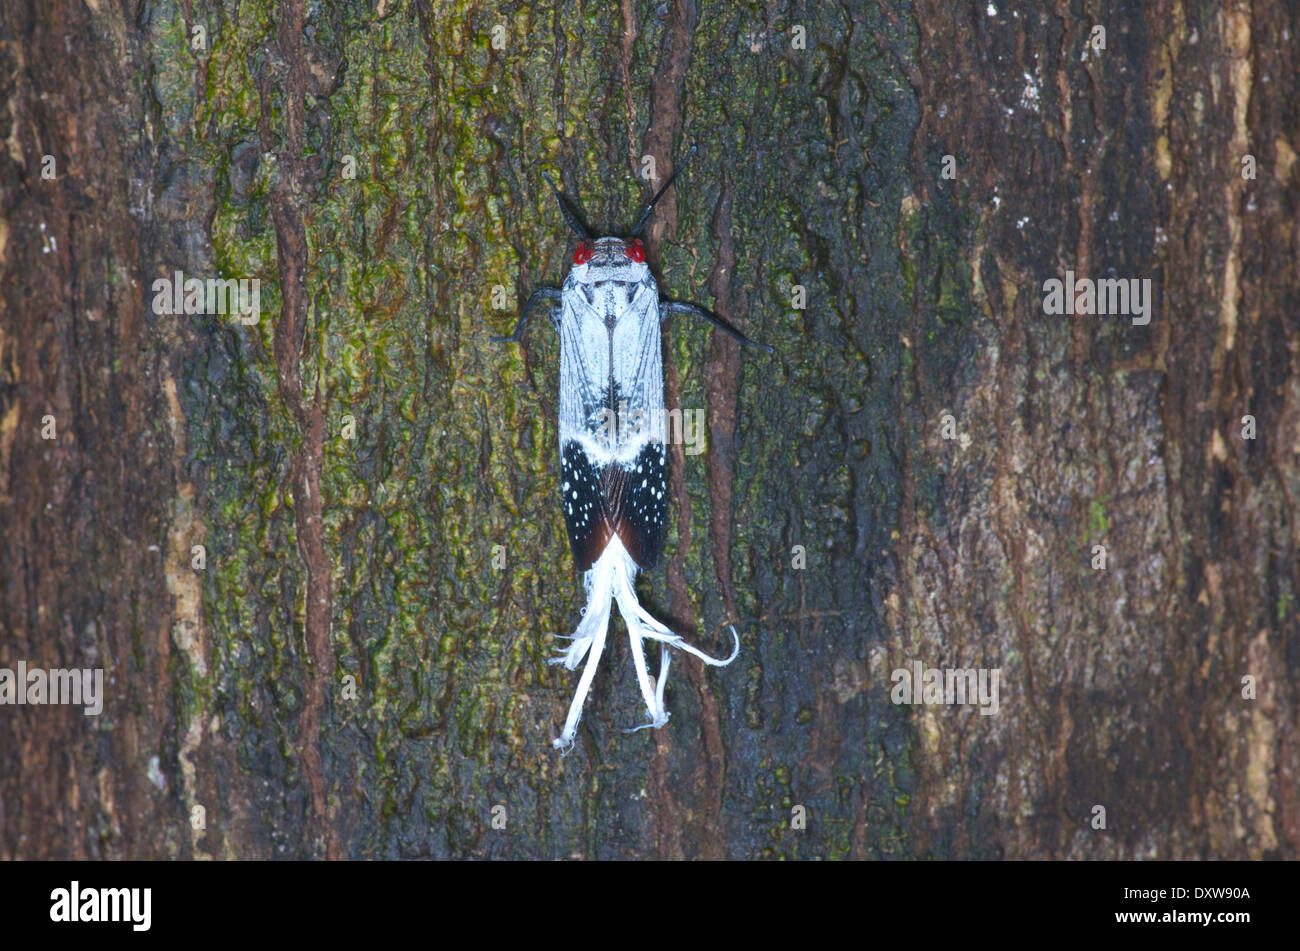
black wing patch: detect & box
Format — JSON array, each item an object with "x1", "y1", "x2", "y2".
[
  {"x1": 608, "y1": 440, "x2": 667, "y2": 570},
  {"x1": 560, "y1": 441, "x2": 612, "y2": 571},
  {"x1": 560, "y1": 440, "x2": 667, "y2": 572}
]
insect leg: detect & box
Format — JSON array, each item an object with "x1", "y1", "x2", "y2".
[
  {"x1": 490, "y1": 286, "x2": 562, "y2": 343},
  {"x1": 659, "y1": 300, "x2": 774, "y2": 353}
]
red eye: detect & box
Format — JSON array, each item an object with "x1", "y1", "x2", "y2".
[
  {"x1": 624, "y1": 239, "x2": 645, "y2": 263},
  {"x1": 573, "y1": 241, "x2": 594, "y2": 265}
]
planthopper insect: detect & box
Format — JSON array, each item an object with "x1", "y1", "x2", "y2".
[{"x1": 492, "y1": 146, "x2": 773, "y2": 753}]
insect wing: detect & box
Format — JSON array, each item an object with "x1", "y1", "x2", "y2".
[{"x1": 557, "y1": 273, "x2": 667, "y2": 571}]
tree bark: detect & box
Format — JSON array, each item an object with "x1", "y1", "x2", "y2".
[{"x1": 1, "y1": 0, "x2": 1295, "y2": 859}]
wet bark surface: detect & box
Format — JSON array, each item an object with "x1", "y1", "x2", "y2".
[{"x1": 1, "y1": 1, "x2": 1295, "y2": 859}]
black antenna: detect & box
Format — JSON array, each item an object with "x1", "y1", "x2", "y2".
[
  {"x1": 542, "y1": 171, "x2": 592, "y2": 240},
  {"x1": 629, "y1": 145, "x2": 697, "y2": 237}
]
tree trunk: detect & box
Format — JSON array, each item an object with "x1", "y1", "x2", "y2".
[{"x1": 2, "y1": 0, "x2": 1295, "y2": 859}]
